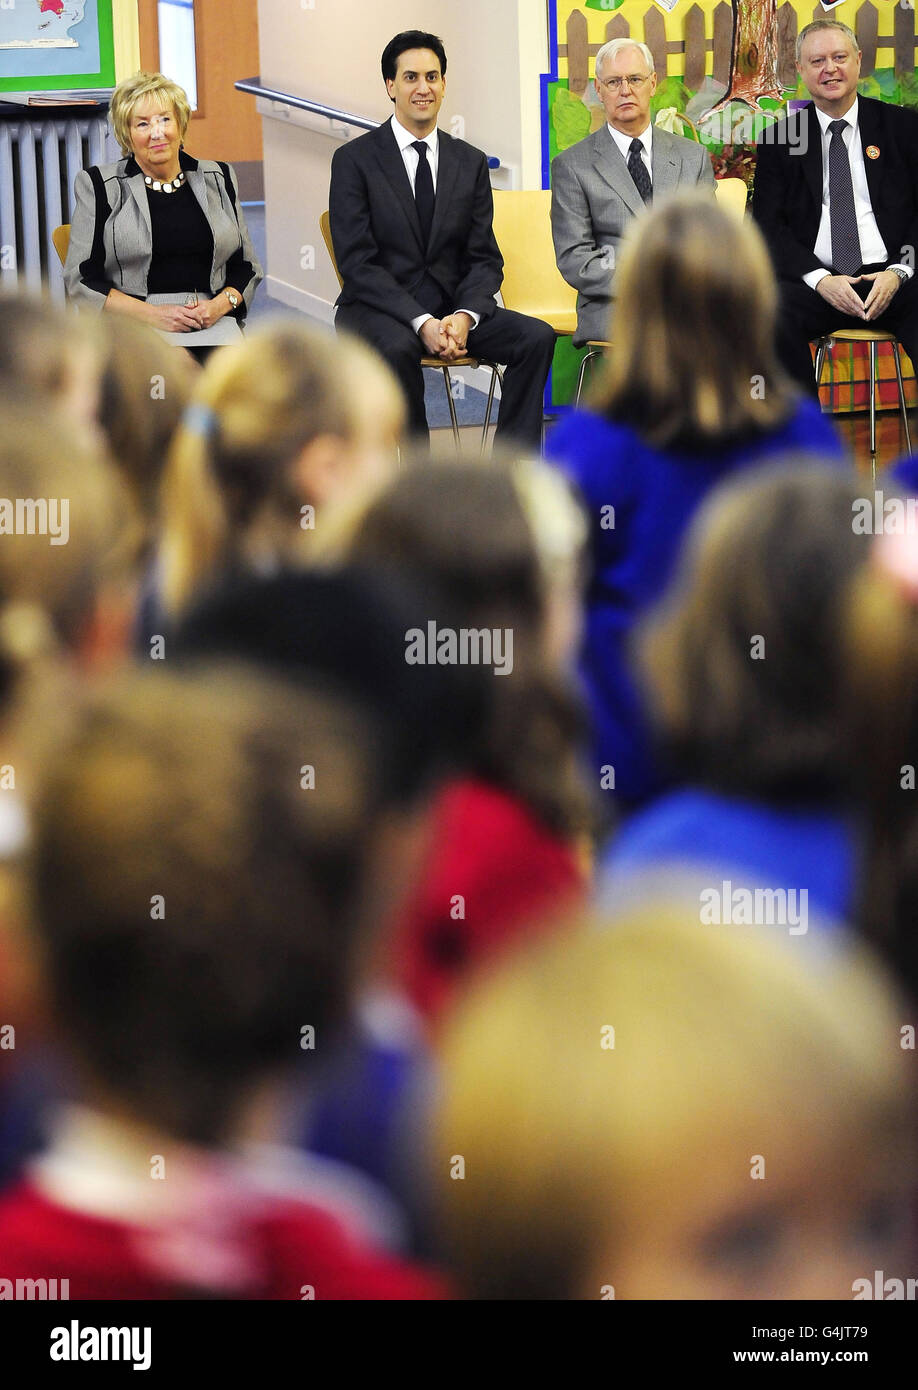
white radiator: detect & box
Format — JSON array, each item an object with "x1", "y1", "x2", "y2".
[{"x1": 0, "y1": 115, "x2": 118, "y2": 299}]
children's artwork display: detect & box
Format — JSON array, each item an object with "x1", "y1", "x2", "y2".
[
  {"x1": 0, "y1": 1, "x2": 115, "y2": 92},
  {"x1": 543, "y1": 0, "x2": 918, "y2": 408},
  {"x1": 546, "y1": 0, "x2": 918, "y2": 183}
]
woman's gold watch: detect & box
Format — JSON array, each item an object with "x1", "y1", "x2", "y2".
[{"x1": 224, "y1": 289, "x2": 240, "y2": 309}]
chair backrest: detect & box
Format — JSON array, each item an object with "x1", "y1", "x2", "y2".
[
  {"x1": 52, "y1": 223, "x2": 71, "y2": 267},
  {"x1": 713, "y1": 177, "x2": 747, "y2": 221},
  {"x1": 491, "y1": 189, "x2": 577, "y2": 321},
  {"x1": 319, "y1": 211, "x2": 343, "y2": 290}
]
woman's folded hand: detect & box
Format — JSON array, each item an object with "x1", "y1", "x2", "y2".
[
  {"x1": 189, "y1": 296, "x2": 230, "y2": 331},
  {"x1": 147, "y1": 302, "x2": 203, "y2": 333}
]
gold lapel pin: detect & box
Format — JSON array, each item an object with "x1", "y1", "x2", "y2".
[{"x1": 866, "y1": 145, "x2": 880, "y2": 159}]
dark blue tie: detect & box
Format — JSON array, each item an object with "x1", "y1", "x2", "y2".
[
  {"x1": 628, "y1": 138, "x2": 652, "y2": 205},
  {"x1": 828, "y1": 119, "x2": 862, "y2": 276},
  {"x1": 412, "y1": 140, "x2": 435, "y2": 245}
]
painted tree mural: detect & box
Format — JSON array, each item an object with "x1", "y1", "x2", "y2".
[{"x1": 704, "y1": 0, "x2": 783, "y2": 115}]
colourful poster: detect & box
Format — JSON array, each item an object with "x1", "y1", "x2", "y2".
[
  {"x1": 543, "y1": 1, "x2": 918, "y2": 406},
  {"x1": 0, "y1": 0, "x2": 115, "y2": 90},
  {"x1": 545, "y1": 1, "x2": 918, "y2": 187}
]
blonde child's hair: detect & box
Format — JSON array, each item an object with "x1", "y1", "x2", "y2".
[
  {"x1": 436, "y1": 906, "x2": 909, "y2": 1298},
  {"x1": 159, "y1": 320, "x2": 403, "y2": 617},
  {"x1": 0, "y1": 399, "x2": 139, "y2": 692}
]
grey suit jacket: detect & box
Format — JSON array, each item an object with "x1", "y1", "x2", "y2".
[
  {"x1": 64, "y1": 150, "x2": 262, "y2": 316},
  {"x1": 551, "y1": 125, "x2": 715, "y2": 345}
]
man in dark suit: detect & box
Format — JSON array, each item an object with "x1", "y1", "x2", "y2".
[
  {"x1": 753, "y1": 19, "x2": 918, "y2": 395},
  {"x1": 328, "y1": 30, "x2": 555, "y2": 448}
]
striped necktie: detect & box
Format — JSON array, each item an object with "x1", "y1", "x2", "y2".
[{"x1": 828, "y1": 119, "x2": 862, "y2": 276}]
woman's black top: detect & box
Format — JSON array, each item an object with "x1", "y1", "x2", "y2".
[{"x1": 144, "y1": 181, "x2": 214, "y2": 295}]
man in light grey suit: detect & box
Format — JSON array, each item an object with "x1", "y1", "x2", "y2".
[{"x1": 551, "y1": 38, "x2": 715, "y2": 345}]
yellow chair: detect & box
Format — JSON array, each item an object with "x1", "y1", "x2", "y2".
[
  {"x1": 319, "y1": 211, "x2": 502, "y2": 451},
  {"x1": 814, "y1": 328, "x2": 912, "y2": 472},
  {"x1": 52, "y1": 224, "x2": 71, "y2": 266},
  {"x1": 491, "y1": 189, "x2": 578, "y2": 336},
  {"x1": 573, "y1": 177, "x2": 749, "y2": 405},
  {"x1": 713, "y1": 176, "x2": 748, "y2": 221}
]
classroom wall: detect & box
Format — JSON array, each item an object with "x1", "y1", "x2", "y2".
[{"x1": 256, "y1": 0, "x2": 548, "y2": 319}]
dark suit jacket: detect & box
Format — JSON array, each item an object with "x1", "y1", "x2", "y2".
[
  {"x1": 752, "y1": 96, "x2": 918, "y2": 282},
  {"x1": 328, "y1": 120, "x2": 503, "y2": 326}
]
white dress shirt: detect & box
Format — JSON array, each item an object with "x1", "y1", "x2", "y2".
[
  {"x1": 389, "y1": 115, "x2": 480, "y2": 338},
  {"x1": 804, "y1": 99, "x2": 912, "y2": 288},
  {"x1": 607, "y1": 121, "x2": 653, "y2": 186}
]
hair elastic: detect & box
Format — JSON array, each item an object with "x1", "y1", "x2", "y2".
[{"x1": 183, "y1": 403, "x2": 218, "y2": 439}]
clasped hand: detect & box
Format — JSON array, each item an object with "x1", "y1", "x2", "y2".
[
  {"x1": 420, "y1": 312, "x2": 474, "y2": 362},
  {"x1": 816, "y1": 269, "x2": 902, "y2": 321},
  {"x1": 148, "y1": 297, "x2": 229, "y2": 333}
]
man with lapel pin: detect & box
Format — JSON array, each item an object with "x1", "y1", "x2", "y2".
[
  {"x1": 753, "y1": 19, "x2": 918, "y2": 395},
  {"x1": 550, "y1": 38, "x2": 714, "y2": 348},
  {"x1": 329, "y1": 30, "x2": 556, "y2": 448}
]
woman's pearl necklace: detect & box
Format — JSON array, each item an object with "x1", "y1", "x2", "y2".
[{"x1": 144, "y1": 171, "x2": 186, "y2": 194}]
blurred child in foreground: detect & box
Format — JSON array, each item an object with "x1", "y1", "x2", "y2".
[{"x1": 436, "y1": 906, "x2": 914, "y2": 1299}]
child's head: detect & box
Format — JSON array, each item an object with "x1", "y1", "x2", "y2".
[
  {"x1": 95, "y1": 314, "x2": 194, "y2": 538},
  {"x1": 436, "y1": 907, "x2": 913, "y2": 1299},
  {"x1": 317, "y1": 453, "x2": 592, "y2": 837},
  {"x1": 328, "y1": 452, "x2": 586, "y2": 669},
  {"x1": 841, "y1": 516, "x2": 918, "y2": 1000},
  {"x1": 0, "y1": 398, "x2": 140, "y2": 709},
  {"x1": 159, "y1": 319, "x2": 404, "y2": 616},
  {"x1": 589, "y1": 191, "x2": 792, "y2": 448},
  {"x1": 335, "y1": 330, "x2": 407, "y2": 473},
  {"x1": 0, "y1": 294, "x2": 103, "y2": 449},
  {"x1": 30, "y1": 667, "x2": 387, "y2": 1147},
  {"x1": 641, "y1": 463, "x2": 871, "y2": 800}
]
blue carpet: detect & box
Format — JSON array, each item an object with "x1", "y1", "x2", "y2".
[{"x1": 241, "y1": 201, "x2": 491, "y2": 427}]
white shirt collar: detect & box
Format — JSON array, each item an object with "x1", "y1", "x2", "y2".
[
  {"x1": 390, "y1": 114, "x2": 437, "y2": 153},
  {"x1": 814, "y1": 97, "x2": 859, "y2": 137},
  {"x1": 607, "y1": 121, "x2": 652, "y2": 162}
]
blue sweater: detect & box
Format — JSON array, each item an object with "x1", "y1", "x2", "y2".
[
  {"x1": 545, "y1": 400, "x2": 847, "y2": 803},
  {"x1": 600, "y1": 787, "x2": 856, "y2": 929}
]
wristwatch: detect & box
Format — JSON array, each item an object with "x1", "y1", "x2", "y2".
[
  {"x1": 224, "y1": 289, "x2": 240, "y2": 309},
  {"x1": 889, "y1": 267, "x2": 909, "y2": 283}
]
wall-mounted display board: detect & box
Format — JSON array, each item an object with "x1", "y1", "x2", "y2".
[{"x1": 0, "y1": 0, "x2": 139, "y2": 95}]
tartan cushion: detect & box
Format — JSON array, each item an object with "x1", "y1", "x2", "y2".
[{"x1": 814, "y1": 339, "x2": 917, "y2": 413}]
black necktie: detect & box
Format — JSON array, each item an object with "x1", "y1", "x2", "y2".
[
  {"x1": 412, "y1": 140, "x2": 435, "y2": 245},
  {"x1": 828, "y1": 119, "x2": 862, "y2": 276},
  {"x1": 628, "y1": 138, "x2": 652, "y2": 205}
]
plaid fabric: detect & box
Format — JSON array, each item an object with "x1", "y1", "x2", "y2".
[{"x1": 814, "y1": 339, "x2": 918, "y2": 413}]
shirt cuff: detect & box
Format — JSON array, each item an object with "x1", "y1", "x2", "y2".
[
  {"x1": 453, "y1": 309, "x2": 481, "y2": 329},
  {"x1": 888, "y1": 264, "x2": 914, "y2": 280},
  {"x1": 804, "y1": 268, "x2": 832, "y2": 291},
  {"x1": 412, "y1": 313, "x2": 433, "y2": 335}
]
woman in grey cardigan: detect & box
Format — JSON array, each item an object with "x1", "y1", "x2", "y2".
[{"x1": 64, "y1": 71, "x2": 262, "y2": 350}]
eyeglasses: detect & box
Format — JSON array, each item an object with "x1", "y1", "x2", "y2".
[{"x1": 600, "y1": 74, "x2": 651, "y2": 92}]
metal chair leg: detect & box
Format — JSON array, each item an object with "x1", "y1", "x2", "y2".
[
  {"x1": 442, "y1": 365, "x2": 461, "y2": 447},
  {"x1": 574, "y1": 347, "x2": 602, "y2": 407},
  {"x1": 481, "y1": 364, "x2": 502, "y2": 455},
  {"x1": 869, "y1": 339, "x2": 878, "y2": 469},
  {"x1": 892, "y1": 342, "x2": 913, "y2": 456},
  {"x1": 814, "y1": 339, "x2": 827, "y2": 392}
]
